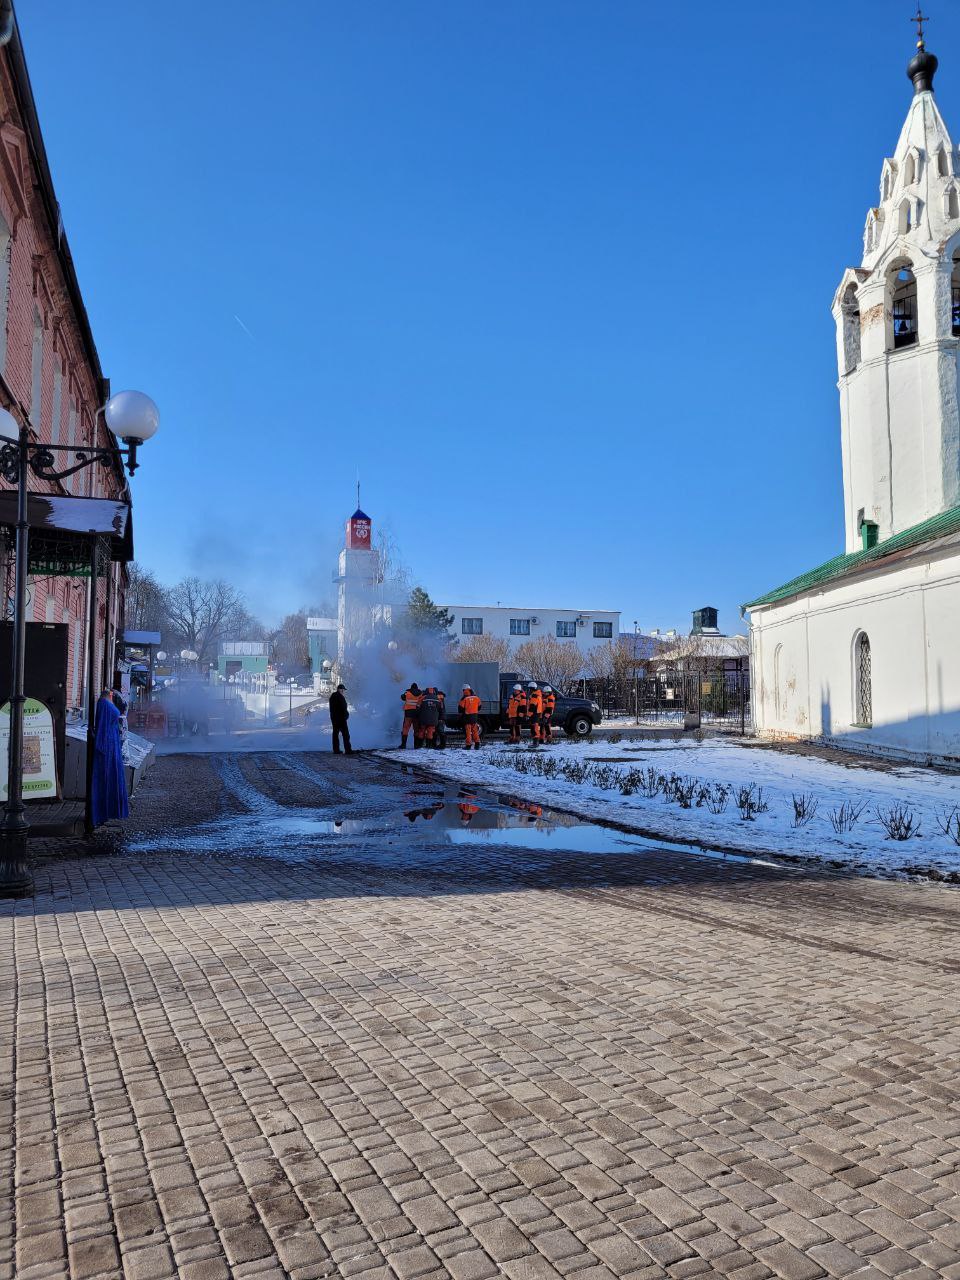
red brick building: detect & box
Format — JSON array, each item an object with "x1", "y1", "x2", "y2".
[{"x1": 0, "y1": 13, "x2": 130, "y2": 715}]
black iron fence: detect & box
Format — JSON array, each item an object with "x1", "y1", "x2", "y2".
[{"x1": 582, "y1": 667, "x2": 751, "y2": 734}]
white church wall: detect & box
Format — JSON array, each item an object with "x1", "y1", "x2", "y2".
[{"x1": 752, "y1": 544, "x2": 960, "y2": 763}]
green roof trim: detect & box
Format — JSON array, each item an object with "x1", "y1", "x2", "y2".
[{"x1": 744, "y1": 503, "x2": 960, "y2": 610}]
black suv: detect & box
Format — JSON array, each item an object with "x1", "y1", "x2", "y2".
[{"x1": 496, "y1": 675, "x2": 602, "y2": 738}]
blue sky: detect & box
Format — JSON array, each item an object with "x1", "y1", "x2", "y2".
[{"x1": 18, "y1": 1, "x2": 957, "y2": 633}]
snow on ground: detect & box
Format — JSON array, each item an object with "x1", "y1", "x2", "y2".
[{"x1": 378, "y1": 736, "x2": 960, "y2": 881}]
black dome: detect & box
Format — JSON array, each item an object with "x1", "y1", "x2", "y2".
[{"x1": 908, "y1": 44, "x2": 938, "y2": 94}]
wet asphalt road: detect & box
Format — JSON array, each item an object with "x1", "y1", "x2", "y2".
[{"x1": 6, "y1": 749, "x2": 960, "y2": 1280}]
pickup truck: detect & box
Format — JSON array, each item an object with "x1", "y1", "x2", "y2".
[{"x1": 436, "y1": 663, "x2": 602, "y2": 738}]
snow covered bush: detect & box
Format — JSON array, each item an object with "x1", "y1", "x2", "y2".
[{"x1": 705, "y1": 784, "x2": 730, "y2": 815}]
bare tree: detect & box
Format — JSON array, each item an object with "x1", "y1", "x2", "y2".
[
  {"x1": 272, "y1": 610, "x2": 310, "y2": 675},
  {"x1": 125, "y1": 562, "x2": 167, "y2": 634},
  {"x1": 448, "y1": 634, "x2": 511, "y2": 665},
  {"x1": 163, "y1": 577, "x2": 256, "y2": 667},
  {"x1": 514, "y1": 636, "x2": 585, "y2": 693}
]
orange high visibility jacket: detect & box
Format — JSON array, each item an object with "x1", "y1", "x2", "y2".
[
  {"x1": 459, "y1": 693, "x2": 481, "y2": 716},
  {"x1": 507, "y1": 691, "x2": 526, "y2": 718},
  {"x1": 527, "y1": 688, "x2": 544, "y2": 715},
  {"x1": 402, "y1": 688, "x2": 423, "y2": 714},
  {"x1": 543, "y1": 691, "x2": 557, "y2": 715}
]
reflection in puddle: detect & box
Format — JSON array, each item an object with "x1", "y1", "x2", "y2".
[{"x1": 127, "y1": 775, "x2": 786, "y2": 874}]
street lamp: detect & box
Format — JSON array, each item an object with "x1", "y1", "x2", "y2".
[
  {"x1": 0, "y1": 391, "x2": 159, "y2": 896},
  {"x1": 633, "y1": 620, "x2": 640, "y2": 726}
]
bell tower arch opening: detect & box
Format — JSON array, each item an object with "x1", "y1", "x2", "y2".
[{"x1": 888, "y1": 260, "x2": 918, "y2": 350}]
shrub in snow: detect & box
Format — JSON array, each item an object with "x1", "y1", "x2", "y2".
[
  {"x1": 591, "y1": 764, "x2": 622, "y2": 790},
  {"x1": 876, "y1": 803, "x2": 921, "y2": 841},
  {"x1": 791, "y1": 793, "x2": 819, "y2": 828},
  {"x1": 828, "y1": 799, "x2": 868, "y2": 834},
  {"x1": 561, "y1": 761, "x2": 591, "y2": 785},
  {"x1": 618, "y1": 768, "x2": 645, "y2": 796},
  {"x1": 936, "y1": 807, "x2": 960, "y2": 846},
  {"x1": 639, "y1": 768, "x2": 662, "y2": 798},
  {"x1": 736, "y1": 784, "x2": 768, "y2": 821},
  {"x1": 674, "y1": 778, "x2": 697, "y2": 809},
  {"x1": 705, "y1": 783, "x2": 730, "y2": 815}
]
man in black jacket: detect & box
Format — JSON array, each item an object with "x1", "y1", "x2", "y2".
[{"x1": 329, "y1": 684, "x2": 352, "y2": 754}]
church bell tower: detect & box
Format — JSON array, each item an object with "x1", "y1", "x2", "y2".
[{"x1": 832, "y1": 19, "x2": 960, "y2": 553}]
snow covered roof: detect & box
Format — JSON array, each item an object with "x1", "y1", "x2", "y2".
[
  {"x1": 651, "y1": 635, "x2": 749, "y2": 662},
  {"x1": 745, "y1": 501, "x2": 960, "y2": 610}
]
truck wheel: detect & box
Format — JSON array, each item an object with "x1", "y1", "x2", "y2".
[{"x1": 566, "y1": 714, "x2": 593, "y2": 738}]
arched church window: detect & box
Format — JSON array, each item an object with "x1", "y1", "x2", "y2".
[
  {"x1": 939, "y1": 147, "x2": 951, "y2": 178},
  {"x1": 948, "y1": 187, "x2": 960, "y2": 220},
  {"x1": 841, "y1": 283, "x2": 861, "y2": 372},
  {"x1": 952, "y1": 251, "x2": 960, "y2": 336},
  {"x1": 898, "y1": 199, "x2": 913, "y2": 234},
  {"x1": 854, "y1": 633, "x2": 872, "y2": 728},
  {"x1": 904, "y1": 153, "x2": 916, "y2": 186},
  {"x1": 890, "y1": 263, "x2": 918, "y2": 349}
]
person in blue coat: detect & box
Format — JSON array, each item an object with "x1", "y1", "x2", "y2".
[{"x1": 91, "y1": 689, "x2": 129, "y2": 826}]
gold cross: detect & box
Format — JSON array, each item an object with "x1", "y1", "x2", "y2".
[{"x1": 911, "y1": 5, "x2": 930, "y2": 46}]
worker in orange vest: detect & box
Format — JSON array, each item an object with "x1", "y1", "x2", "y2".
[
  {"x1": 400, "y1": 683, "x2": 423, "y2": 749},
  {"x1": 526, "y1": 682, "x2": 544, "y2": 746},
  {"x1": 459, "y1": 684, "x2": 482, "y2": 749},
  {"x1": 541, "y1": 685, "x2": 557, "y2": 744},
  {"x1": 506, "y1": 684, "x2": 526, "y2": 743}
]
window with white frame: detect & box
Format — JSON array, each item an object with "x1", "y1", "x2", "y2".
[
  {"x1": 509, "y1": 618, "x2": 530, "y2": 636},
  {"x1": 30, "y1": 308, "x2": 43, "y2": 425},
  {"x1": 556, "y1": 620, "x2": 577, "y2": 638},
  {"x1": 461, "y1": 617, "x2": 482, "y2": 635},
  {"x1": 51, "y1": 362, "x2": 63, "y2": 446},
  {"x1": 593, "y1": 621, "x2": 613, "y2": 639}
]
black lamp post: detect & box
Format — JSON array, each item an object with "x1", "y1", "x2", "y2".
[{"x1": 0, "y1": 390, "x2": 159, "y2": 896}]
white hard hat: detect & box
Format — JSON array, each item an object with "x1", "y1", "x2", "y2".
[
  {"x1": 513, "y1": 684, "x2": 522, "y2": 691},
  {"x1": 462, "y1": 684, "x2": 471, "y2": 691},
  {"x1": 543, "y1": 685, "x2": 552, "y2": 692},
  {"x1": 528, "y1": 682, "x2": 537, "y2": 689}
]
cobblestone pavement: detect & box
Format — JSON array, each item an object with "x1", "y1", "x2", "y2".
[{"x1": 4, "y1": 749, "x2": 960, "y2": 1280}]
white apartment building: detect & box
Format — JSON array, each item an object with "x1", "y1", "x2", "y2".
[{"x1": 442, "y1": 605, "x2": 620, "y2": 655}]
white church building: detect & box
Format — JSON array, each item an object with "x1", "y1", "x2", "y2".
[{"x1": 747, "y1": 30, "x2": 960, "y2": 764}]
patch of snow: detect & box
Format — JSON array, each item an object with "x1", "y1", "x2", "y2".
[{"x1": 378, "y1": 737, "x2": 960, "y2": 881}]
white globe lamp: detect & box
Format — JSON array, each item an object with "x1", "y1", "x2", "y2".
[{"x1": 105, "y1": 391, "x2": 160, "y2": 473}]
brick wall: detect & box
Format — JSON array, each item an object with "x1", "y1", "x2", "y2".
[{"x1": 0, "y1": 37, "x2": 127, "y2": 714}]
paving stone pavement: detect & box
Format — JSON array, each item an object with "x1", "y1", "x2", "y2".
[{"x1": 3, "y1": 749, "x2": 960, "y2": 1280}]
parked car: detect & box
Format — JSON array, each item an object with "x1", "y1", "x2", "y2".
[{"x1": 437, "y1": 663, "x2": 602, "y2": 737}]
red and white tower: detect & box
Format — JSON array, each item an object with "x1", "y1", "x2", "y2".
[{"x1": 334, "y1": 507, "x2": 382, "y2": 662}]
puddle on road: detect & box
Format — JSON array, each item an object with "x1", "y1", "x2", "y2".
[{"x1": 126, "y1": 777, "x2": 784, "y2": 873}]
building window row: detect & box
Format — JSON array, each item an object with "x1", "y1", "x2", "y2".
[
  {"x1": 509, "y1": 618, "x2": 530, "y2": 636},
  {"x1": 556, "y1": 621, "x2": 577, "y2": 638},
  {"x1": 461, "y1": 617, "x2": 482, "y2": 635},
  {"x1": 593, "y1": 621, "x2": 613, "y2": 639}
]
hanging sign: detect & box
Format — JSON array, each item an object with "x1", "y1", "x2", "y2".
[{"x1": 0, "y1": 699, "x2": 59, "y2": 800}]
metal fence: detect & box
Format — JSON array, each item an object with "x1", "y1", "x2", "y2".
[{"x1": 583, "y1": 667, "x2": 751, "y2": 734}]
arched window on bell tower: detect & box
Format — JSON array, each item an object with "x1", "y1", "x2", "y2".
[
  {"x1": 952, "y1": 252, "x2": 960, "y2": 337},
  {"x1": 888, "y1": 260, "x2": 918, "y2": 349},
  {"x1": 840, "y1": 283, "x2": 861, "y2": 372}
]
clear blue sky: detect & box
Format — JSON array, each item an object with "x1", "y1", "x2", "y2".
[{"x1": 18, "y1": 1, "x2": 957, "y2": 633}]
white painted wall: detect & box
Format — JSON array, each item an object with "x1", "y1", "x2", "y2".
[
  {"x1": 750, "y1": 539, "x2": 960, "y2": 762},
  {"x1": 442, "y1": 605, "x2": 620, "y2": 656}
]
